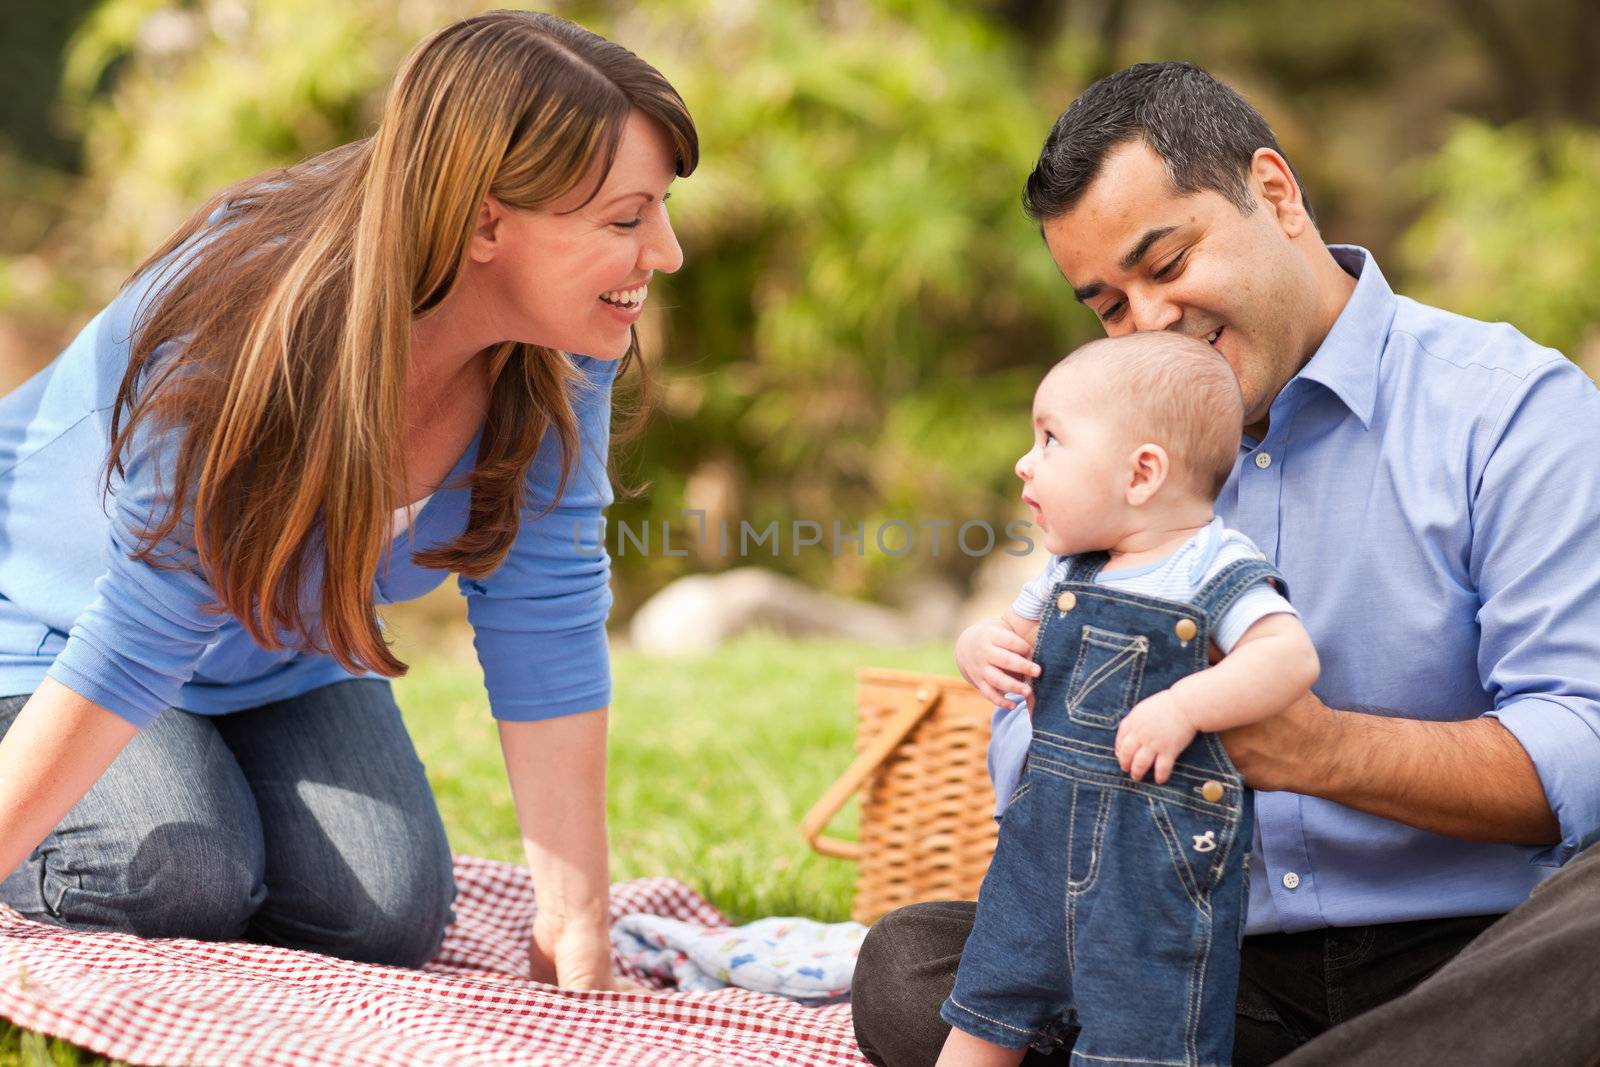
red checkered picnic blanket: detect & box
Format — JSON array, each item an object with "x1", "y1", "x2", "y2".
[{"x1": 0, "y1": 855, "x2": 868, "y2": 1065}]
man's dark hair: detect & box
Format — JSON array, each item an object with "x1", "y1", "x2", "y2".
[{"x1": 1022, "y1": 61, "x2": 1313, "y2": 224}]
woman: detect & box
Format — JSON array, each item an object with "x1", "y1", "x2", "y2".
[{"x1": 0, "y1": 10, "x2": 695, "y2": 990}]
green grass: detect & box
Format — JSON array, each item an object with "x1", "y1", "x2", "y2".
[
  {"x1": 0, "y1": 630, "x2": 957, "y2": 1062},
  {"x1": 396, "y1": 630, "x2": 955, "y2": 922},
  {"x1": 0, "y1": 1023, "x2": 117, "y2": 1067}
]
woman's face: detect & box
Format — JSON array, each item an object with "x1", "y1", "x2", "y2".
[{"x1": 473, "y1": 109, "x2": 684, "y2": 360}]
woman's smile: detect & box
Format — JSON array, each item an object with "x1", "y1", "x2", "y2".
[{"x1": 599, "y1": 283, "x2": 649, "y2": 322}]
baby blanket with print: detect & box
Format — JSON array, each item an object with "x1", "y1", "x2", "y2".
[{"x1": 610, "y1": 914, "x2": 867, "y2": 1003}]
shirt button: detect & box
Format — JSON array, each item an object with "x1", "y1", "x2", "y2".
[
  {"x1": 1254, "y1": 451, "x2": 1273, "y2": 469},
  {"x1": 1282, "y1": 871, "x2": 1301, "y2": 890}
]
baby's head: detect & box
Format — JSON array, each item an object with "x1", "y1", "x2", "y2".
[{"x1": 1016, "y1": 332, "x2": 1243, "y2": 556}]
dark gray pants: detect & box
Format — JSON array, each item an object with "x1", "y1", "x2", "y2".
[
  {"x1": 854, "y1": 842, "x2": 1600, "y2": 1065},
  {"x1": 1276, "y1": 839, "x2": 1600, "y2": 1066},
  {"x1": 0, "y1": 679, "x2": 456, "y2": 967}
]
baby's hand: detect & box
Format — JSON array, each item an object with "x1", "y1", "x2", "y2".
[
  {"x1": 955, "y1": 618, "x2": 1040, "y2": 709},
  {"x1": 1115, "y1": 690, "x2": 1198, "y2": 784}
]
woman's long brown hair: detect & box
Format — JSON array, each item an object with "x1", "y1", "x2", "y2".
[{"x1": 106, "y1": 10, "x2": 697, "y2": 676}]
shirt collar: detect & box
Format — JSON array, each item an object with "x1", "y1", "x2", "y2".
[{"x1": 1285, "y1": 245, "x2": 1397, "y2": 430}]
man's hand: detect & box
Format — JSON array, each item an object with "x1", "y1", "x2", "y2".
[
  {"x1": 1116, "y1": 690, "x2": 1199, "y2": 784},
  {"x1": 955, "y1": 617, "x2": 1040, "y2": 708},
  {"x1": 1219, "y1": 687, "x2": 1340, "y2": 793}
]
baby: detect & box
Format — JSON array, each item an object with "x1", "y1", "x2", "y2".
[{"x1": 938, "y1": 333, "x2": 1320, "y2": 1067}]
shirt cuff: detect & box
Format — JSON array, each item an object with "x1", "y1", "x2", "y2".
[
  {"x1": 474, "y1": 622, "x2": 612, "y2": 721},
  {"x1": 46, "y1": 634, "x2": 166, "y2": 728},
  {"x1": 1487, "y1": 695, "x2": 1600, "y2": 866}
]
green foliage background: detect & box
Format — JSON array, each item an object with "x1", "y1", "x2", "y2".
[
  {"x1": 1, "y1": 0, "x2": 1597, "y2": 612},
  {"x1": 0, "y1": 6, "x2": 1594, "y2": 1060}
]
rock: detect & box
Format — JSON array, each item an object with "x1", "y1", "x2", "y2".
[
  {"x1": 628, "y1": 566, "x2": 933, "y2": 654},
  {"x1": 892, "y1": 575, "x2": 967, "y2": 642}
]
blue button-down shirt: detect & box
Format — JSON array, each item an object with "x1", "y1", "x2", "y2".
[{"x1": 990, "y1": 246, "x2": 1600, "y2": 934}]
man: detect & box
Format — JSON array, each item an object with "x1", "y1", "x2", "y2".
[{"x1": 852, "y1": 62, "x2": 1600, "y2": 1067}]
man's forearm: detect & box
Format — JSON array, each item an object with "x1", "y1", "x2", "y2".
[
  {"x1": 1320, "y1": 711, "x2": 1556, "y2": 843},
  {"x1": 1225, "y1": 697, "x2": 1559, "y2": 845}
]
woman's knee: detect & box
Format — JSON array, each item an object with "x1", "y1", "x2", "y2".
[
  {"x1": 343, "y1": 858, "x2": 457, "y2": 967},
  {"x1": 221, "y1": 677, "x2": 456, "y2": 964},
  {"x1": 254, "y1": 846, "x2": 457, "y2": 967},
  {"x1": 0, "y1": 703, "x2": 267, "y2": 940},
  {"x1": 24, "y1": 820, "x2": 265, "y2": 940}
]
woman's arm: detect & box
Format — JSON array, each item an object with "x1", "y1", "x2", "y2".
[
  {"x1": 0, "y1": 677, "x2": 138, "y2": 881},
  {"x1": 497, "y1": 707, "x2": 621, "y2": 989},
  {"x1": 471, "y1": 356, "x2": 626, "y2": 986}
]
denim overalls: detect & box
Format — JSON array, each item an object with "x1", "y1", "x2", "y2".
[{"x1": 942, "y1": 551, "x2": 1288, "y2": 1066}]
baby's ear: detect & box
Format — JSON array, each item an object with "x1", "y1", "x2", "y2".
[{"x1": 1125, "y1": 442, "x2": 1169, "y2": 506}]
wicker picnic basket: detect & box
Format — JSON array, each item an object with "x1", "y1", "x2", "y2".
[{"x1": 800, "y1": 668, "x2": 998, "y2": 924}]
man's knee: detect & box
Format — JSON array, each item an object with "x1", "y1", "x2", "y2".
[
  {"x1": 854, "y1": 902, "x2": 975, "y2": 1067},
  {"x1": 854, "y1": 909, "x2": 915, "y2": 1066},
  {"x1": 30, "y1": 820, "x2": 265, "y2": 941},
  {"x1": 855, "y1": 905, "x2": 921, "y2": 1015}
]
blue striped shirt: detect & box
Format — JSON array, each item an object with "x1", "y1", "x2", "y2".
[
  {"x1": 0, "y1": 264, "x2": 616, "y2": 726},
  {"x1": 1011, "y1": 517, "x2": 1294, "y2": 652},
  {"x1": 990, "y1": 246, "x2": 1600, "y2": 934}
]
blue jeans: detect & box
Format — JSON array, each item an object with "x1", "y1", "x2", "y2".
[
  {"x1": 0, "y1": 679, "x2": 455, "y2": 966},
  {"x1": 942, "y1": 554, "x2": 1283, "y2": 1067}
]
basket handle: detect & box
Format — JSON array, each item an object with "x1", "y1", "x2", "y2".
[{"x1": 800, "y1": 685, "x2": 944, "y2": 860}]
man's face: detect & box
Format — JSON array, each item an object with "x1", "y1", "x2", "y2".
[{"x1": 1041, "y1": 141, "x2": 1316, "y2": 433}]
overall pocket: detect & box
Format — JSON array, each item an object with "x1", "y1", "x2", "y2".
[
  {"x1": 1148, "y1": 794, "x2": 1238, "y2": 911},
  {"x1": 1065, "y1": 625, "x2": 1149, "y2": 729}
]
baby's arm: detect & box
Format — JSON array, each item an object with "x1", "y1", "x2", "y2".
[
  {"x1": 956, "y1": 609, "x2": 1042, "y2": 708},
  {"x1": 1115, "y1": 612, "x2": 1320, "y2": 784}
]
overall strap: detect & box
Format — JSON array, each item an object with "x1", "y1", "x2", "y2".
[
  {"x1": 1191, "y1": 558, "x2": 1290, "y2": 624},
  {"x1": 1064, "y1": 551, "x2": 1110, "y2": 583}
]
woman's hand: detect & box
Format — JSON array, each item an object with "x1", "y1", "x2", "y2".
[{"x1": 530, "y1": 914, "x2": 648, "y2": 991}]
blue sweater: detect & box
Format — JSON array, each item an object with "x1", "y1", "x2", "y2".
[{"x1": 0, "y1": 265, "x2": 615, "y2": 727}]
